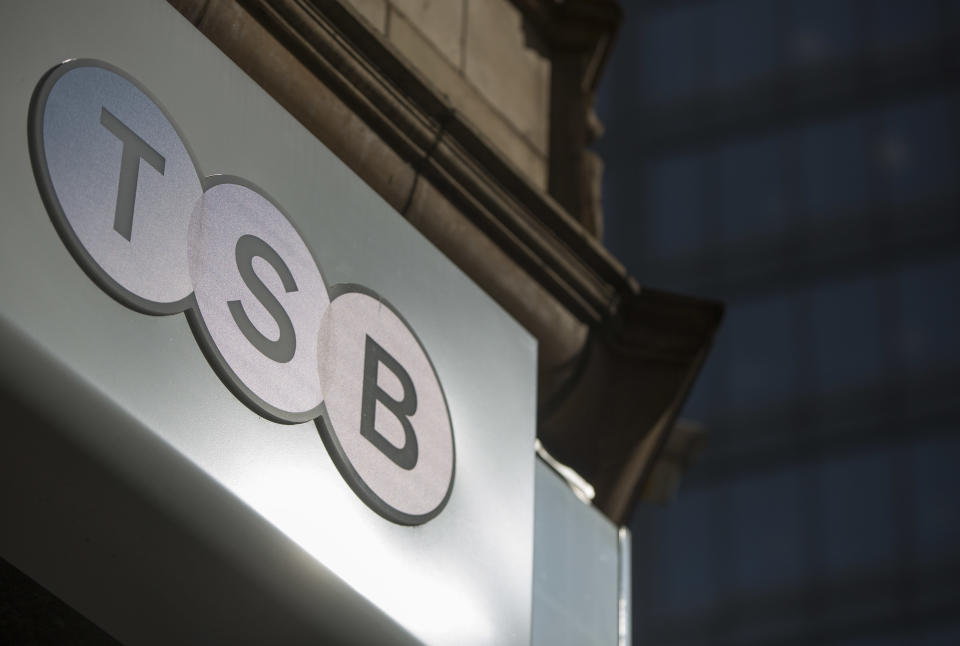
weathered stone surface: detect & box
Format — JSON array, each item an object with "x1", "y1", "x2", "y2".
[
  {"x1": 387, "y1": 7, "x2": 547, "y2": 188},
  {"x1": 343, "y1": 0, "x2": 387, "y2": 32},
  {"x1": 388, "y1": 0, "x2": 464, "y2": 68},
  {"x1": 194, "y1": 0, "x2": 417, "y2": 212},
  {"x1": 404, "y1": 176, "x2": 588, "y2": 370},
  {"x1": 464, "y1": 0, "x2": 550, "y2": 156},
  {"x1": 169, "y1": 0, "x2": 578, "y2": 369}
]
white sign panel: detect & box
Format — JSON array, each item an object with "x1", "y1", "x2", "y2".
[
  {"x1": 30, "y1": 59, "x2": 455, "y2": 525},
  {"x1": 0, "y1": 2, "x2": 536, "y2": 645}
]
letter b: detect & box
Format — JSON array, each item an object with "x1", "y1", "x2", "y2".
[
  {"x1": 227, "y1": 234, "x2": 298, "y2": 364},
  {"x1": 360, "y1": 335, "x2": 418, "y2": 470}
]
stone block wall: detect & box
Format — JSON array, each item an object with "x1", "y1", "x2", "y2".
[{"x1": 343, "y1": 0, "x2": 550, "y2": 189}]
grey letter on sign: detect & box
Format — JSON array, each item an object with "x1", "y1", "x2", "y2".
[
  {"x1": 360, "y1": 335, "x2": 419, "y2": 470},
  {"x1": 227, "y1": 234, "x2": 299, "y2": 364},
  {"x1": 99, "y1": 107, "x2": 166, "y2": 241}
]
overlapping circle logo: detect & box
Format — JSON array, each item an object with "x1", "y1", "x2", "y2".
[
  {"x1": 28, "y1": 59, "x2": 454, "y2": 525},
  {"x1": 188, "y1": 177, "x2": 329, "y2": 422},
  {"x1": 317, "y1": 286, "x2": 454, "y2": 524}
]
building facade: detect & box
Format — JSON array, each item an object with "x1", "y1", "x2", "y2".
[
  {"x1": 0, "y1": 1, "x2": 723, "y2": 643},
  {"x1": 597, "y1": 1, "x2": 960, "y2": 644}
]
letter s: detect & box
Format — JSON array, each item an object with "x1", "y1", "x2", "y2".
[{"x1": 227, "y1": 234, "x2": 298, "y2": 363}]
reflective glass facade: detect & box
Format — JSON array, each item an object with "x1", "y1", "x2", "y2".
[{"x1": 597, "y1": 2, "x2": 960, "y2": 644}]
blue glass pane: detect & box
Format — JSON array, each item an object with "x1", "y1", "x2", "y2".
[
  {"x1": 640, "y1": 4, "x2": 715, "y2": 103},
  {"x1": 896, "y1": 255, "x2": 960, "y2": 374},
  {"x1": 785, "y1": 0, "x2": 861, "y2": 67},
  {"x1": 642, "y1": 486, "x2": 728, "y2": 616},
  {"x1": 809, "y1": 275, "x2": 885, "y2": 394},
  {"x1": 801, "y1": 114, "x2": 872, "y2": 219},
  {"x1": 913, "y1": 433, "x2": 960, "y2": 564},
  {"x1": 643, "y1": 153, "x2": 705, "y2": 258},
  {"x1": 726, "y1": 467, "x2": 808, "y2": 594},
  {"x1": 923, "y1": 622, "x2": 960, "y2": 646},
  {"x1": 950, "y1": 0, "x2": 960, "y2": 27},
  {"x1": 869, "y1": 0, "x2": 939, "y2": 53},
  {"x1": 718, "y1": 134, "x2": 788, "y2": 245},
  {"x1": 875, "y1": 97, "x2": 957, "y2": 205},
  {"x1": 724, "y1": 295, "x2": 799, "y2": 412},
  {"x1": 831, "y1": 635, "x2": 907, "y2": 646},
  {"x1": 816, "y1": 445, "x2": 900, "y2": 575},
  {"x1": 713, "y1": 0, "x2": 778, "y2": 90}
]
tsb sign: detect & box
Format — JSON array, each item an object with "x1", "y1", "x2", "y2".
[{"x1": 29, "y1": 60, "x2": 454, "y2": 525}]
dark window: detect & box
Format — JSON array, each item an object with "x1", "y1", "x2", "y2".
[
  {"x1": 801, "y1": 114, "x2": 872, "y2": 220},
  {"x1": 875, "y1": 97, "x2": 958, "y2": 206},
  {"x1": 724, "y1": 294, "x2": 799, "y2": 412},
  {"x1": 868, "y1": 0, "x2": 939, "y2": 53},
  {"x1": 640, "y1": 4, "x2": 715, "y2": 104},
  {"x1": 713, "y1": 0, "x2": 778, "y2": 90},
  {"x1": 727, "y1": 467, "x2": 808, "y2": 594},
  {"x1": 717, "y1": 134, "x2": 787, "y2": 245},
  {"x1": 816, "y1": 445, "x2": 901, "y2": 576},
  {"x1": 810, "y1": 276, "x2": 885, "y2": 394},
  {"x1": 785, "y1": 0, "x2": 861, "y2": 67},
  {"x1": 647, "y1": 485, "x2": 727, "y2": 615},
  {"x1": 897, "y1": 255, "x2": 960, "y2": 375},
  {"x1": 913, "y1": 434, "x2": 960, "y2": 564},
  {"x1": 643, "y1": 153, "x2": 706, "y2": 259}
]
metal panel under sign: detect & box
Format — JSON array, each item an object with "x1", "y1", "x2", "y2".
[{"x1": 0, "y1": 2, "x2": 537, "y2": 644}]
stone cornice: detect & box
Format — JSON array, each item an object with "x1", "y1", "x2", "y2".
[
  {"x1": 168, "y1": 0, "x2": 723, "y2": 523},
  {"x1": 242, "y1": 0, "x2": 633, "y2": 325}
]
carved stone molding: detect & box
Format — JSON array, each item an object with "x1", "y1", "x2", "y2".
[
  {"x1": 513, "y1": 0, "x2": 622, "y2": 236},
  {"x1": 167, "y1": 0, "x2": 723, "y2": 522}
]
